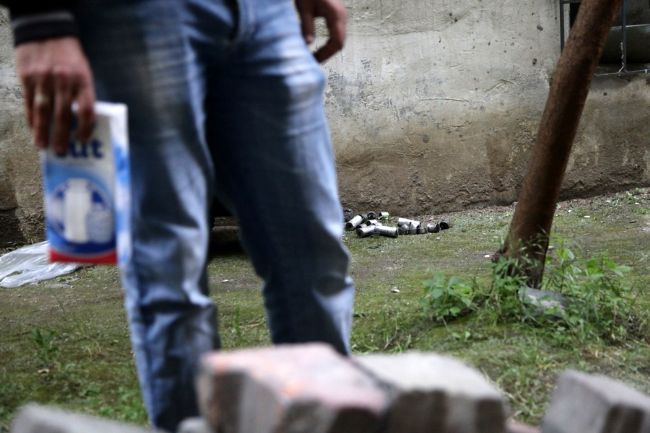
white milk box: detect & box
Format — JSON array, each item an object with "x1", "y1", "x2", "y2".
[{"x1": 41, "y1": 102, "x2": 130, "y2": 264}]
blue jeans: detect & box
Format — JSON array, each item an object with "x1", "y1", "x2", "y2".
[{"x1": 75, "y1": 0, "x2": 355, "y2": 430}]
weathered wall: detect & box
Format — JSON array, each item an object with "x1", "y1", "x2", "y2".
[
  {"x1": 1, "y1": 1, "x2": 649, "y2": 244},
  {"x1": 0, "y1": 11, "x2": 38, "y2": 245},
  {"x1": 323, "y1": 0, "x2": 650, "y2": 214}
]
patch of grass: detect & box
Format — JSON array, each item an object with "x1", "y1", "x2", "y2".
[
  {"x1": 422, "y1": 242, "x2": 646, "y2": 348},
  {"x1": 422, "y1": 273, "x2": 476, "y2": 322},
  {"x1": 0, "y1": 188, "x2": 649, "y2": 429},
  {"x1": 0, "y1": 267, "x2": 145, "y2": 432}
]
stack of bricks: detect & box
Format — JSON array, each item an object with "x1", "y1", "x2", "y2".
[
  {"x1": 10, "y1": 343, "x2": 650, "y2": 433},
  {"x1": 197, "y1": 344, "x2": 507, "y2": 433}
]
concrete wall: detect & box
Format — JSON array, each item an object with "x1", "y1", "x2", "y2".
[
  {"x1": 1, "y1": 1, "x2": 649, "y2": 244},
  {"x1": 0, "y1": 11, "x2": 38, "y2": 245},
  {"x1": 324, "y1": 0, "x2": 650, "y2": 214}
]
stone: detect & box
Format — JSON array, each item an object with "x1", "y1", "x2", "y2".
[
  {"x1": 177, "y1": 418, "x2": 214, "y2": 433},
  {"x1": 508, "y1": 421, "x2": 540, "y2": 433},
  {"x1": 11, "y1": 404, "x2": 159, "y2": 433},
  {"x1": 342, "y1": 209, "x2": 353, "y2": 223},
  {"x1": 198, "y1": 344, "x2": 389, "y2": 433},
  {"x1": 519, "y1": 288, "x2": 568, "y2": 318},
  {"x1": 541, "y1": 370, "x2": 650, "y2": 433},
  {"x1": 356, "y1": 352, "x2": 508, "y2": 433}
]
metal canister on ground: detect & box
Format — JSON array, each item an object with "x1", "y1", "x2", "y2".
[
  {"x1": 375, "y1": 225, "x2": 399, "y2": 238},
  {"x1": 345, "y1": 215, "x2": 364, "y2": 230},
  {"x1": 356, "y1": 225, "x2": 376, "y2": 238},
  {"x1": 408, "y1": 221, "x2": 421, "y2": 235},
  {"x1": 398, "y1": 217, "x2": 418, "y2": 226}
]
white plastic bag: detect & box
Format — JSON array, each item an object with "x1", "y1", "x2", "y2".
[{"x1": 0, "y1": 242, "x2": 80, "y2": 288}]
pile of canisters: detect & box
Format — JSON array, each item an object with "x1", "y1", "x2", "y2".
[{"x1": 344, "y1": 211, "x2": 450, "y2": 239}]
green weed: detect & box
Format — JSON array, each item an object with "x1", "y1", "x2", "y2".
[
  {"x1": 422, "y1": 244, "x2": 645, "y2": 347},
  {"x1": 422, "y1": 273, "x2": 476, "y2": 323},
  {"x1": 31, "y1": 329, "x2": 60, "y2": 367},
  {"x1": 541, "y1": 245, "x2": 639, "y2": 344}
]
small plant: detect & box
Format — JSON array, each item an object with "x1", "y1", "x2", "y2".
[
  {"x1": 421, "y1": 242, "x2": 644, "y2": 346},
  {"x1": 482, "y1": 256, "x2": 529, "y2": 324},
  {"x1": 542, "y1": 245, "x2": 636, "y2": 343},
  {"x1": 422, "y1": 273, "x2": 476, "y2": 323},
  {"x1": 31, "y1": 328, "x2": 59, "y2": 367}
]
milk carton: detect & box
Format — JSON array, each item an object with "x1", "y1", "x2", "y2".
[{"x1": 41, "y1": 102, "x2": 130, "y2": 264}]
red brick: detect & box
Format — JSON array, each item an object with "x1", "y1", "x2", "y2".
[{"x1": 198, "y1": 344, "x2": 389, "y2": 433}]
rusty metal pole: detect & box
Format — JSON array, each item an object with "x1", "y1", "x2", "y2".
[{"x1": 498, "y1": 0, "x2": 623, "y2": 287}]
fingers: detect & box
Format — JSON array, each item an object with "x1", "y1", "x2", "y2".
[
  {"x1": 51, "y1": 68, "x2": 75, "y2": 155},
  {"x1": 15, "y1": 38, "x2": 96, "y2": 153},
  {"x1": 75, "y1": 79, "x2": 96, "y2": 143},
  {"x1": 26, "y1": 69, "x2": 95, "y2": 153},
  {"x1": 314, "y1": 13, "x2": 346, "y2": 63},
  {"x1": 301, "y1": 0, "x2": 347, "y2": 63},
  {"x1": 32, "y1": 77, "x2": 54, "y2": 150},
  {"x1": 321, "y1": 2, "x2": 347, "y2": 63},
  {"x1": 21, "y1": 77, "x2": 35, "y2": 128},
  {"x1": 296, "y1": 0, "x2": 316, "y2": 44}
]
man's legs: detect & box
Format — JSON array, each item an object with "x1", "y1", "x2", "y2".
[
  {"x1": 204, "y1": 0, "x2": 355, "y2": 354},
  {"x1": 74, "y1": 0, "x2": 353, "y2": 429},
  {"x1": 75, "y1": 1, "x2": 235, "y2": 430}
]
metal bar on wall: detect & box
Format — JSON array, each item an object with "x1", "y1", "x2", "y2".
[{"x1": 559, "y1": 0, "x2": 650, "y2": 76}]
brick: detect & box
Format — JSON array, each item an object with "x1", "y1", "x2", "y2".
[
  {"x1": 177, "y1": 418, "x2": 214, "y2": 433},
  {"x1": 356, "y1": 352, "x2": 508, "y2": 433},
  {"x1": 11, "y1": 404, "x2": 158, "y2": 433},
  {"x1": 198, "y1": 344, "x2": 389, "y2": 433},
  {"x1": 541, "y1": 370, "x2": 650, "y2": 433}
]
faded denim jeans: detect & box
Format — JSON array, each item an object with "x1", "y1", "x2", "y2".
[{"x1": 75, "y1": 0, "x2": 355, "y2": 430}]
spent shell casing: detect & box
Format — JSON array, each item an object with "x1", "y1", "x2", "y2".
[
  {"x1": 345, "y1": 215, "x2": 364, "y2": 230},
  {"x1": 427, "y1": 223, "x2": 440, "y2": 233},
  {"x1": 439, "y1": 220, "x2": 451, "y2": 230},
  {"x1": 366, "y1": 211, "x2": 377, "y2": 220},
  {"x1": 398, "y1": 217, "x2": 418, "y2": 226},
  {"x1": 356, "y1": 225, "x2": 376, "y2": 238},
  {"x1": 416, "y1": 224, "x2": 428, "y2": 234},
  {"x1": 379, "y1": 211, "x2": 390, "y2": 219},
  {"x1": 375, "y1": 225, "x2": 399, "y2": 238}
]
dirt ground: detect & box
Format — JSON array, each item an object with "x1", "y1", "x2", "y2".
[{"x1": 0, "y1": 188, "x2": 649, "y2": 430}]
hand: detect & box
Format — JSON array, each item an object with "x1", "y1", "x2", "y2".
[
  {"x1": 15, "y1": 37, "x2": 96, "y2": 154},
  {"x1": 295, "y1": 0, "x2": 347, "y2": 63}
]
